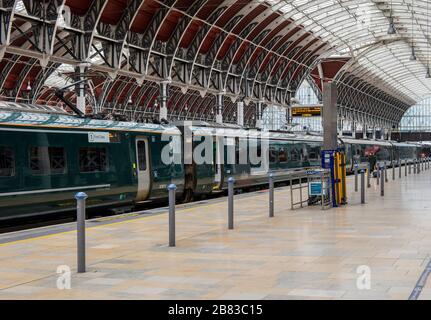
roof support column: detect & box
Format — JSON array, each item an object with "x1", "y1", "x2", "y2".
[
  {"x1": 286, "y1": 105, "x2": 292, "y2": 125},
  {"x1": 256, "y1": 101, "x2": 263, "y2": 129},
  {"x1": 75, "y1": 63, "x2": 88, "y2": 114},
  {"x1": 216, "y1": 93, "x2": 224, "y2": 124},
  {"x1": 159, "y1": 80, "x2": 169, "y2": 122},
  {"x1": 351, "y1": 120, "x2": 356, "y2": 138},
  {"x1": 362, "y1": 124, "x2": 367, "y2": 139},
  {"x1": 338, "y1": 117, "x2": 344, "y2": 136},
  {"x1": 237, "y1": 101, "x2": 244, "y2": 126},
  {"x1": 322, "y1": 82, "x2": 338, "y2": 150}
]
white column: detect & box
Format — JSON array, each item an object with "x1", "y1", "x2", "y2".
[
  {"x1": 159, "y1": 81, "x2": 169, "y2": 122},
  {"x1": 216, "y1": 93, "x2": 223, "y2": 124},
  {"x1": 76, "y1": 64, "x2": 87, "y2": 114},
  {"x1": 256, "y1": 101, "x2": 263, "y2": 129},
  {"x1": 351, "y1": 120, "x2": 356, "y2": 138},
  {"x1": 237, "y1": 101, "x2": 244, "y2": 126}
]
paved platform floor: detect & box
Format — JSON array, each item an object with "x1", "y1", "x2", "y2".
[{"x1": 1, "y1": 167, "x2": 431, "y2": 300}]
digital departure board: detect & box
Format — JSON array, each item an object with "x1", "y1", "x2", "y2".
[{"x1": 291, "y1": 106, "x2": 321, "y2": 117}]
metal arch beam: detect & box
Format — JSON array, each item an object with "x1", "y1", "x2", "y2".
[
  {"x1": 222, "y1": 11, "x2": 292, "y2": 97},
  {"x1": 189, "y1": 2, "x2": 260, "y2": 90},
  {"x1": 70, "y1": 0, "x2": 108, "y2": 61},
  {"x1": 277, "y1": 41, "x2": 328, "y2": 93},
  {"x1": 130, "y1": 80, "x2": 152, "y2": 111},
  {"x1": 287, "y1": 45, "x2": 328, "y2": 92},
  {"x1": 183, "y1": 4, "x2": 227, "y2": 70},
  {"x1": 142, "y1": 0, "x2": 177, "y2": 78},
  {"x1": 133, "y1": 84, "x2": 158, "y2": 120},
  {"x1": 218, "y1": 6, "x2": 285, "y2": 88},
  {"x1": 191, "y1": 92, "x2": 210, "y2": 119},
  {"x1": 120, "y1": 82, "x2": 141, "y2": 114},
  {"x1": 141, "y1": 87, "x2": 160, "y2": 119},
  {"x1": 0, "y1": 0, "x2": 18, "y2": 55},
  {"x1": 22, "y1": 0, "x2": 65, "y2": 63},
  {"x1": 237, "y1": 20, "x2": 300, "y2": 85},
  {"x1": 0, "y1": 54, "x2": 19, "y2": 94},
  {"x1": 131, "y1": 81, "x2": 155, "y2": 119},
  {"x1": 165, "y1": 0, "x2": 210, "y2": 78},
  {"x1": 169, "y1": 88, "x2": 188, "y2": 118},
  {"x1": 110, "y1": 79, "x2": 130, "y2": 112},
  {"x1": 30, "y1": 61, "x2": 60, "y2": 102},
  {"x1": 179, "y1": 91, "x2": 200, "y2": 120},
  {"x1": 217, "y1": 20, "x2": 261, "y2": 92},
  {"x1": 12, "y1": 57, "x2": 37, "y2": 101},
  {"x1": 16, "y1": 34, "x2": 71, "y2": 101},
  {"x1": 261, "y1": 29, "x2": 315, "y2": 85},
  {"x1": 199, "y1": 94, "x2": 216, "y2": 120},
  {"x1": 97, "y1": 0, "x2": 146, "y2": 70}
]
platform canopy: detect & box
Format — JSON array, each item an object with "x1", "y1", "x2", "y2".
[{"x1": 0, "y1": 0, "x2": 430, "y2": 128}]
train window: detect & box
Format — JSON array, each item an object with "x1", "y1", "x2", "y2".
[
  {"x1": 279, "y1": 148, "x2": 288, "y2": 163},
  {"x1": 137, "y1": 141, "x2": 146, "y2": 171},
  {"x1": 269, "y1": 147, "x2": 278, "y2": 164},
  {"x1": 290, "y1": 148, "x2": 299, "y2": 161},
  {"x1": 0, "y1": 147, "x2": 15, "y2": 177},
  {"x1": 309, "y1": 146, "x2": 320, "y2": 160},
  {"x1": 29, "y1": 146, "x2": 66, "y2": 175},
  {"x1": 79, "y1": 147, "x2": 108, "y2": 173}
]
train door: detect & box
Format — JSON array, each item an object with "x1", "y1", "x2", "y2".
[{"x1": 135, "y1": 137, "x2": 151, "y2": 201}]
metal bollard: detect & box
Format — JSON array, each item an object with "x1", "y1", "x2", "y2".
[
  {"x1": 376, "y1": 164, "x2": 380, "y2": 185},
  {"x1": 414, "y1": 160, "x2": 417, "y2": 174},
  {"x1": 409, "y1": 160, "x2": 411, "y2": 174},
  {"x1": 360, "y1": 169, "x2": 365, "y2": 204},
  {"x1": 75, "y1": 192, "x2": 88, "y2": 273},
  {"x1": 168, "y1": 184, "x2": 176, "y2": 247},
  {"x1": 385, "y1": 164, "x2": 388, "y2": 183},
  {"x1": 269, "y1": 173, "x2": 274, "y2": 218},
  {"x1": 354, "y1": 164, "x2": 358, "y2": 192},
  {"x1": 392, "y1": 161, "x2": 395, "y2": 180},
  {"x1": 380, "y1": 166, "x2": 385, "y2": 197},
  {"x1": 228, "y1": 177, "x2": 235, "y2": 230},
  {"x1": 405, "y1": 160, "x2": 407, "y2": 177},
  {"x1": 399, "y1": 160, "x2": 402, "y2": 178},
  {"x1": 418, "y1": 159, "x2": 421, "y2": 174},
  {"x1": 367, "y1": 163, "x2": 371, "y2": 188}
]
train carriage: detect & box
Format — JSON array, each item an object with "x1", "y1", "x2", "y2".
[
  {"x1": 0, "y1": 104, "x2": 184, "y2": 220},
  {"x1": 0, "y1": 102, "x2": 424, "y2": 221}
]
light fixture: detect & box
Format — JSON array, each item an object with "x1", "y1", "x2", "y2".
[
  {"x1": 128, "y1": 96, "x2": 133, "y2": 104},
  {"x1": 26, "y1": 80, "x2": 31, "y2": 91},
  {"x1": 388, "y1": 0, "x2": 396, "y2": 34}
]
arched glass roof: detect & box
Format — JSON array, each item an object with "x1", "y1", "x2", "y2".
[{"x1": 261, "y1": 0, "x2": 431, "y2": 103}]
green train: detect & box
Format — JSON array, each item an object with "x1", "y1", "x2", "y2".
[{"x1": 0, "y1": 102, "x2": 425, "y2": 220}]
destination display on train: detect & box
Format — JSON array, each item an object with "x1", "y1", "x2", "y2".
[{"x1": 291, "y1": 106, "x2": 321, "y2": 117}]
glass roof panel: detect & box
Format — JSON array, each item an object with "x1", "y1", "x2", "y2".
[{"x1": 266, "y1": 0, "x2": 431, "y2": 103}]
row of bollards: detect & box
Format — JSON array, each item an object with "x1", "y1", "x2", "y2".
[
  {"x1": 376, "y1": 157, "x2": 431, "y2": 198},
  {"x1": 74, "y1": 157, "x2": 431, "y2": 273}
]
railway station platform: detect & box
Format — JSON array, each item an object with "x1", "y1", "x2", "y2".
[{"x1": 1, "y1": 169, "x2": 431, "y2": 300}]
